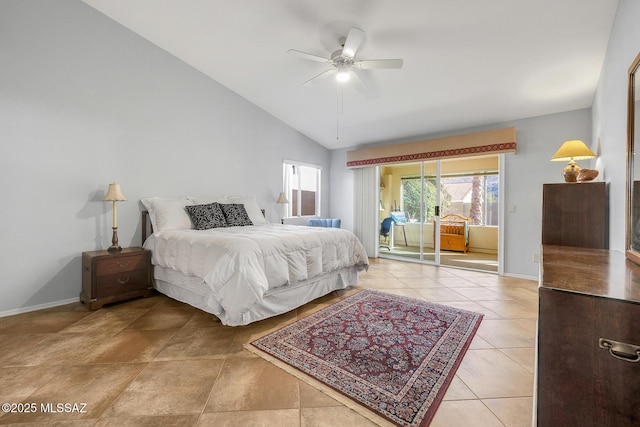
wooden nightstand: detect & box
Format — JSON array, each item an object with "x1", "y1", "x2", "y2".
[{"x1": 81, "y1": 247, "x2": 153, "y2": 309}]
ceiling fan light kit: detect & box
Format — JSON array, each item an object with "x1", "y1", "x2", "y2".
[{"x1": 336, "y1": 68, "x2": 351, "y2": 82}]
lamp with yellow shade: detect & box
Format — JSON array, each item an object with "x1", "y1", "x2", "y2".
[
  {"x1": 103, "y1": 183, "x2": 127, "y2": 252},
  {"x1": 550, "y1": 139, "x2": 596, "y2": 183}
]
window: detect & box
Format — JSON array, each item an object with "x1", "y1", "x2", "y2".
[
  {"x1": 400, "y1": 171, "x2": 499, "y2": 226},
  {"x1": 283, "y1": 161, "x2": 321, "y2": 217}
]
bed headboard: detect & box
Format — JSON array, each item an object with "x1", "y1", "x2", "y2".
[{"x1": 142, "y1": 211, "x2": 152, "y2": 243}]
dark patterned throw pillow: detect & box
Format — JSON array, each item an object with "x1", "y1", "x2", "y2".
[
  {"x1": 185, "y1": 203, "x2": 227, "y2": 230},
  {"x1": 219, "y1": 203, "x2": 253, "y2": 227}
]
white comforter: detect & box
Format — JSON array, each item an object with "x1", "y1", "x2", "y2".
[{"x1": 144, "y1": 224, "x2": 369, "y2": 321}]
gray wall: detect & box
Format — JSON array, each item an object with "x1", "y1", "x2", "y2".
[
  {"x1": 0, "y1": 1, "x2": 330, "y2": 314},
  {"x1": 331, "y1": 108, "x2": 593, "y2": 279},
  {"x1": 592, "y1": 0, "x2": 640, "y2": 252}
]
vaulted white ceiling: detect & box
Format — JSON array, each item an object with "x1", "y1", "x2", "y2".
[{"x1": 82, "y1": 0, "x2": 618, "y2": 149}]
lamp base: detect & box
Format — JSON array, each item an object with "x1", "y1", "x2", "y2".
[
  {"x1": 108, "y1": 227, "x2": 122, "y2": 252},
  {"x1": 561, "y1": 163, "x2": 580, "y2": 183}
]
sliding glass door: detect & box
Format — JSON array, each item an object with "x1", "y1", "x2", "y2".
[
  {"x1": 379, "y1": 160, "x2": 439, "y2": 263},
  {"x1": 378, "y1": 155, "x2": 500, "y2": 272}
]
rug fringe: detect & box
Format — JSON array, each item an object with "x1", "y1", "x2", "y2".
[{"x1": 243, "y1": 343, "x2": 395, "y2": 427}]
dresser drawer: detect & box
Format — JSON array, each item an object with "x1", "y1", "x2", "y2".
[
  {"x1": 538, "y1": 288, "x2": 640, "y2": 425},
  {"x1": 96, "y1": 268, "x2": 150, "y2": 298},
  {"x1": 95, "y1": 253, "x2": 149, "y2": 276}
]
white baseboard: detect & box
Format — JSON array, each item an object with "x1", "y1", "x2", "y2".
[
  {"x1": 0, "y1": 297, "x2": 81, "y2": 318},
  {"x1": 503, "y1": 272, "x2": 538, "y2": 282}
]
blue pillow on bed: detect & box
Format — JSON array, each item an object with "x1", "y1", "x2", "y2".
[
  {"x1": 220, "y1": 203, "x2": 253, "y2": 227},
  {"x1": 185, "y1": 203, "x2": 227, "y2": 230}
]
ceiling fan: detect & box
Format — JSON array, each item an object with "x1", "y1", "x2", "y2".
[{"x1": 288, "y1": 27, "x2": 403, "y2": 87}]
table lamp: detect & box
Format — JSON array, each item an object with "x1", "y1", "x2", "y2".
[
  {"x1": 103, "y1": 183, "x2": 127, "y2": 251},
  {"x1": 276, "y1": 192, "x2": 289, "y2": 224},
  {"x1": 550, "y1": 139, "x2": 596, "y2": 182}
]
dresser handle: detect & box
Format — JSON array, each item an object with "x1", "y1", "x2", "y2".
[
  {"x1": 599, "y1": 338, "x2": 640, "y2": 363},
  {"x1": 117, "y1": 276, "x2": 130, "y2": 284},
  {"x1": 117, "y1": 260, "x2": 130, "y2": 269}
]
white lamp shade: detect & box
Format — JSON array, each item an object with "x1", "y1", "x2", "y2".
[
  {"x1": 550, "y1": 140, "x2": 596, "y2": 162},
  {"x1": 276, "y1": 192, "x2": 289, "y2": 204},
  {"x1": 103, "y1": 183, "x2": 127, "y2": 201}
]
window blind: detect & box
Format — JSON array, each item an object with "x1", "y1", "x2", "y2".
[{"x1": 353, "y1": 166, "x2": 379, "y2": 257}]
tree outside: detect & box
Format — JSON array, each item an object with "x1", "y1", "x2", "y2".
[
  {"x1": 469, "y1": 176, "x2": 484, "y2": 225},
  {"x1": 401, "y1": 178, "x2": 451, "y2": 222}
]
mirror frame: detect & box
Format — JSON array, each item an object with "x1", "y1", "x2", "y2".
[{"x1": 626, "y1": 52, "x2": 640, "y2": 264}]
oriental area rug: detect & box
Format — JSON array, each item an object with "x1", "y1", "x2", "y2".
[{"x1": 245, "y1": 289, "x2": 483, "y2": 426}]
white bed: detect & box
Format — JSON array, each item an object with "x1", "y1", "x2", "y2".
[{"x1": 141, "y1": 196, "x2": 369, "y2": 326}]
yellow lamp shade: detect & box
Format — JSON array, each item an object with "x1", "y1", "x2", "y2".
[{"x1": 550, "y1": 140, "x2": 596, "y2": 162}]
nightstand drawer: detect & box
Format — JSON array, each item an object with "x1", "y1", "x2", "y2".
[
  {"x1": 96, "y1": 268, "x2": 150, "y2": 298},
  {"x1": 95, "y1": 253, "x2": 149, "y2": 276}
]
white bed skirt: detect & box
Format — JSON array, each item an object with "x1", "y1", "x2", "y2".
[{"x1": 152, "y1": 265, "x2": 363, "y2": 326}]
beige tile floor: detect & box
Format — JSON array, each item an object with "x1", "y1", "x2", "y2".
[{"x1": 0, "y1": 258, "x2": 538, "y2": 426}]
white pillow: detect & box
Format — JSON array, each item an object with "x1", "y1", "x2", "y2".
[
  {"x1": 229, "y1": 195, "x2": 267, "y2": 224},
  {"x1": 141, "y1": 197, "x2": 194, "y2": 232}
]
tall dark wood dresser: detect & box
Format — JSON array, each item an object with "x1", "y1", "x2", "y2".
[{"x1": 542, "y1": 182, "x2": 608, "y2": 249}]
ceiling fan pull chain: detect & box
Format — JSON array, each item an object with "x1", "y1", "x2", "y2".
[
  {"x1": 336, "y1": 104, "x2": 340, "y2": 140},
  {"x1": 336, "y1": 82, "x2": 342, "y2": 140}
]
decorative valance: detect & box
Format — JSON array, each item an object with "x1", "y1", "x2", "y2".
[{"x1": 346, "y1": 127, "x2": 516, "y2": 168}]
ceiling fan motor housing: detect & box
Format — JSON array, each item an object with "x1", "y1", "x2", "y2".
[{"x1": 331, "y1": 50, "x2": 355, "y2": 68}]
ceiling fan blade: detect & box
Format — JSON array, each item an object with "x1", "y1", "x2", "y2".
[
  {"x1": 356, "y1": 59, "x2": 403, "y2": 69},
  {"x1": 303, "y1": 69, "x2": 335, "y2": 86},
  {"x1": 341, "y1": 28, "x2": 365, "y2": 58},
  {"x1": 349, "y1": 69, "x2": 368, "y2": 91},
  {"x1": 288, "y1": 49, "x2": 330, "y2": 63}
]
